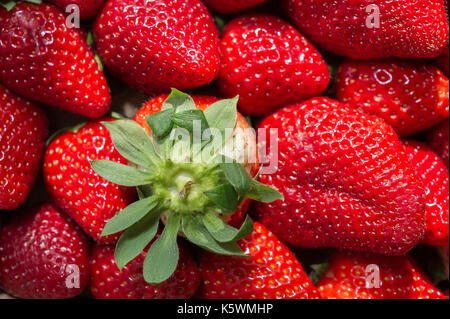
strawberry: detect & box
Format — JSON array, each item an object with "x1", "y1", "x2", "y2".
[
  {"x1": 93, "y1": 0, "x2": 220, "y2": 95},
  {"x1": 218, "y1": 14, "x2": 329, "y2": 117},
  {"x1": 285, "y1": 0, "x2": 449, "y2": 60},
  {"x1": 433, "y1": 45, "x2": 449, "y2": 77},
  {"x1": 0, "y1": 84, "x2": 47, "y2": 210},
  {"x1": 0, "y1": 2, "x2": 110, "y2": 117},
  {"x1": 197, "y1": 222, "x2": 320, "y2": 299},
  {"x1": 254, "y1": 97, "x2": 426, "y2": 256},
  {"x1": 0, "y1": 203, "x2": 90, "y2": 299},
  {"x1": 402, "y1": 141, "x2": 449, "y2": 247},
  {"x1": 426, "y1": 120, "x2": 449, "y2": 170},
  {"x1": 88, "y1": 90, "x2": 281, "y2": 286},
  {"x1": 47, "y1": 0, "x2": 106, "y2": 19},
  {"x1": 202, "y1": 0, "x2": 268, "y2": 14},
  {"x1": 317, "y1": 251, "x2": 446, "y2": 299},
  {"x1": 43, "y1": 119, "x2": 136, "y2": 243},
  {"x1": 336, "y1": 59, "x2": 449, "y2": 136},
  {"x1": 90, "y1": 238, "x2": 200, "y2": 299}
]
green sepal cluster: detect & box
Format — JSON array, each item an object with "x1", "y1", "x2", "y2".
[
  {"x1": 90, "y1": 89, "x2": 283, "y2": 285},
  {"x1": 0, "y1": 0, "x2": 42, "y2": 11}
]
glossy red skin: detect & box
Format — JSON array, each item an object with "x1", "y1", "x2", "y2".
[
  {"x1": 47, "y1": 0, "x2": 106, "y2": 19},
  {"x1": 402, "y1": 141, "x2": 449, "y2": 247},
  {"x1": 90, "y1": 240, "x2": 200, "y2": 299},
  {"x1": 218, "y1": 14, "x2": 329, "y2": 116},
  {"x1": 197, "y1": 222, "x2": 320, "y2": 299},
  {"x1": 0, "y1": 84, "x2": 48, "y2": 210},
  {"x1": 202, "y1": 0, "x2": 267, "y2": 14},
  {"x1": 285, "y1": 0, "x2": 449, "y2": 60},
  {"x1": 336, "y1": 59, "x2": 449, "y2": 136},
  {"x1": 0, "y1": 203, "x2": 90, "y2": 299},
  {"x1": 0, "y1": 3, "x2": 110, "y2": 118},
  {"x1": 254, "y1": 97, "x2": 426, "y2": 256},
  {"x1": 317, "y1": 251, "x2": 446, "y2": 299},
  {"x1": 94, "y1": 0, "x2": 220, "y2": 95},
  {"x1": 43, "y1": 120, "x2": 136, "y2": 243},
  {"x1": 426, "y1": 119, "x2": 449, "y2": 169},
  {"x1": 134, "y1": 94, "x2": 259, "y2": 226}
]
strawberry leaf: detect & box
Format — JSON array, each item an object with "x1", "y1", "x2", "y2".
[
  {"x1": 219, "y1": 156, "x2": 251, "y2": 194},
  {"x1": 172, "y1": 109, "x2": 209, "y2": 134},
  {"x1": 202, "y1": 212, "x2": 253, "y2": 243},
  {"x1": 90, "y1": 160, "x2": 154, "y2": 187},
  {"x1": 162, "y1": 88, "x2": 195, "y2": 112},
  {"x1": 182, "y1": 216, "x2": 247, "y2": 257},
  {"x1": 146, "y1": 109, "x2": 174, "y2": 138},
  {"x1": 245, "y1": 179, "x2": 284, "y2": 203},
  {"x1": 204, "y1": 184, "x2": 238, "y2": 213},
  {"x1": 114, "y1": 208, "x2": 162, "y2": 270},
  {"x1": 203, "y1": 96, "x2": 238, "y2": 146},
  {"x1": 143, "y1": 212, "x2": 181, "y2": 284},
  {"x1": 102, "y1": 120, "x2": 161, "y2": 168},
  {"x1": 101, "y1": 196, "x2": 159, "y2": 236}
]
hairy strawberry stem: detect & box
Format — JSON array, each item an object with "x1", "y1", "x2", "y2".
[{"x1": 90, "y1": 89, "x2": 283, "y2": 284}]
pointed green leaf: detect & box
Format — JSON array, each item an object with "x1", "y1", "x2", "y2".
[
  {"x1": 146, "y1": 109, "x2": 174, "y2": 138},
  {"x1": 101, "y1": 196, "x2": 159, "y2": 236},
  {"x1": 204, "y1": 184, "x2": 238, "y2": 213},
  {"x1": 172, "y1": 109, "x2": 209, "y2": 134},
  {"x1": 219, "y1": 156, "x2": 251, "y2": 194},
  {"x1": 245, "y1": 179, "x2": 284, "y2": 203},
  {"x1": 143, "y1": 212, "x2": 181, "y2": 284},
  {"x1": 162, "y1": 89, "x2": 196, "y2": 112},
  {"x1": 183, "y1": 216, "x2": 247, "y2": 256},
  {"x1": 90, "y1": 160, "x2": 154, "y2": 187},
  {"x1": 203, "y1": 96, "x2": 238, "y2": 145},
  {"x1": 102, "y1": 120, "x2": 161, "y2": 168},
  {"x1": 114, "y1": 209, "x2": 162, "y2": 270},
  {"x1": 202, "y1": 213, "x2": 253, "y2": 243}
]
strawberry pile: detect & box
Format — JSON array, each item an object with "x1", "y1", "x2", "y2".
[{"x1": 0, "y1": 0, "x2": 448, "y2": 300}]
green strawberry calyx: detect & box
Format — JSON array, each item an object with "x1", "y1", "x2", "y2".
[{"x1": 90, "y1": 89, "x2": 283, "y2": 285}]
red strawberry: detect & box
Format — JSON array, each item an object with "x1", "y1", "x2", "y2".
[
  {"x1": 317, "y1": 251, "x2": 446, "y2": 299},
  {"x1": 402, "y1": 141, "x2": 449, "y2": 246},
  {"x1": 285, "y1": 0, "x2": 449, "y2": 60},
  {"x1": 0, "y1": 2, "x2": 110, "y2": 117},
  {"x1": 218, "y1": 14, "x2": 329, "y2": 116},
  {"x1": 202, "y1": 0, "x2": 268, "y2": 14},
  {"x1": 254, "y1": 97, "x2": 426, "y2": 256},
  {"x1": 336, "y1": 59, "x2": 449, "y2": 136},
  {"x1": 47, "y1": 0, "x2": 106, "y2": 19},
  {"x1": 197, "y1": 222, "x2": 320, "y2": 299},
  {"x1": 90, "y1": 239, "x2": 200, "y2": 299},
  {"x1": 426, "y1": 120, "x2": 449, "y2": 169},
  {"x1": 43, "y1": 119, "x2": 136, "y2": 243},
  {"x1": 93, "y1": 0, "x2": 220, "y2": 95},
  {"x1": 0, "y1": 203, "x2": 90, "y2": 299},
  {"x1": 433, "y1": 45, "x2": 450, "y2": 77},
  {"x1": 0, "y1": 84, "x2": 48, "y2": 210}
]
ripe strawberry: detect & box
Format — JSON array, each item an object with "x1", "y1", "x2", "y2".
[
  {"x1": 197, "y1": 222, "x2": 320, "y2": 299},
  {"x1": 202, "y1": 0, "x2": 268, "y2": 14},
  {"x1": 218, "y1": 14, "x2": 329, "y2": 116},
  {"x1": 0, "y1": 84, "x2": 47, "y2": 210},
  {"x1": 47, "y1": 0, "x2": 106, "y2": 19},
  {"x1": 317, "y1": 251, "x2": 446, "y2": 299},
  {"x1": 285, "y1": 0, "x2": 449, "y2": 60},
  {"x1": 402, "y1": 141, "x2": 449, "y2": 246},
  {"x1": 336, "y1": 59, "x2": 449, "y2": 136},
  {"x1": 90, "y1": 238, "x2": 200, "y2": 299},
  {"x1": 93, "y1": 0, "x2": 220, "y2": 95},
  {"x1": 0, "y1": 2, "x2": 110, "y2": 117},
  {"x1": 43, "y1": 119, "x2": 136, "y2": 243},
  {"x1": 433, "y1": 45, "x2": 449, "y2": 77},
  {"x1": 254, "y1": 97, "x2": 426, "y2": 256},
  {"x1": 0, "y1": 203, "x2": 90, "y2": 299},
  {"x1": 426, "y1": 120, "x2": 449, "y2": 169},
  {"x1": 88, "y1": 90, "x2": 281, "y2": 286}
]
